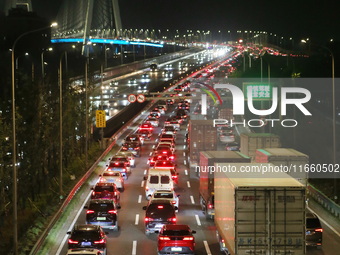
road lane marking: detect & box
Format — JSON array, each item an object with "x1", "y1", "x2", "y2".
[
  {"x1": 195, "y1": 214, "x2": 201, "y2": 226},
  {"x1": 184, "y1": 159, "x2": 187, "y2": 165},
  {"x1": 187, "y1": 181, "x2": 191, "y2": 188},
  {"x1": 183, "y1": 138, "x2": 186, "y2": 143},
  {"x1": 56, "y1": 191, "x2": 92, "y2": 255},
  {"x1": 190, "y1": 195, "x2": 195, "y2": 204},
  {"x1": 308, "y1": 207, "x2": 340, "y2": 237},
  {"x1": 183, "y1": 145, "x2": 186, "y2": 149},
  {"x1": 149, "y1": 152, "x2": 153, "y2": 156},
  {"x1": 143, "y1": 169, "x2": 147, "y2": 175},
  {"x1": 185, "y1": 169, "x2": 188, "y2": 175},
  {"x1": 203, "y1": 240, "x2": 212, "y2": 255},
  {"x1": 138, "y1": 195, "x2": 142, "y2": 203},
  {"x1": 183, "y1": 152, "x2": 186, "y2": 156},
  {"x1": 141, "y1": 180, "x2": 145, "y2": 187},
  {"x1": 132, "y1": 240, "x2": 137, "y2": 255},
  {"x1": 135, "y1": 214, "x2": 139, "y2": 225},
  {"x1": 152, "y1": 145, "x2": 155, "y2": 149}
]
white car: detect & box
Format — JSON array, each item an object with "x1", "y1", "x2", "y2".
[
  {"x1": 219, "y1": 132, "x2": 235, "y2": 144},
  {"x1": 151, "y1": 190, "x2": 180, "y2": 212},
  {"x1": 99, "y1": 170, "x2": 125, "y2": 191},
  {"x1": 146, "y1": 117, "x2": 159, "y2": 127},
  {"x1": 113, "y1": 152, "x2": 136, "y2": 168}
]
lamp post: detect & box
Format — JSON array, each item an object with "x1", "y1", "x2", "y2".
[
  {"x1": 10, "y1": 22, "x2": 57, "y2": 255},
  {"x1": 301, "y1": 40, "x2": 337, "y2": 201},
  {"x1": 58, "y1": 51, "x2": 67, "y2": 200},
  {"x1": 15, "y1": 52, "x2": 29, "y2": 69},
  {"x1": 41, "y1": 47, "x2": 53, "y2": 84}
]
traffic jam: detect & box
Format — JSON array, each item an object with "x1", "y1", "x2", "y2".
[{"x1": 66, "y1": 80, "x2": 200, "y2": 255}]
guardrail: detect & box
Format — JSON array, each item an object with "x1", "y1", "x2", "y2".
[{"x1": 307, "y1": 184, "x2": 340, "y2": 219}]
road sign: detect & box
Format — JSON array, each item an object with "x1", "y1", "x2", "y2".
[
  {"x1": 96, "y1": 110, "x2": 106, "y2": 128},
  {"x1": 137, "y1": 94, "x2": 146, "y2": 103},
  {"x1": 243, "y1": 83, "x2": 272, "y2": 100},
  {"x1": 127, "y1": 94, "x2": 137, "y2": 103}
]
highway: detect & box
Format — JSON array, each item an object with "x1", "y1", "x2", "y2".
[{"x1": 38, "y1": 47, "x2": 339, "y2": 255}]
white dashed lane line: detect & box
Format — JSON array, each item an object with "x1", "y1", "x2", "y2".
[
  {"x1": 190, "y1": 195, "x2": 195, "y2": 204},
  {"x1": 132, "y1": 240, "x2": 137, "y2": 255},
  {"x1": 138, "y1": 195, "x2": 142, "y2": 203},
  {"x1": 195, "y1": 214, "x2": 201, "y2": 226},
  {"x1": 135, "y1": 214, "x2": 139, "y2": 225},
  {"x1": 141, "y1": 180, "x2": 144, "y2": 187},
  {"x1": 187, "y1": 181, "x2": 191, "y2": 188},
  {"x1": 203, "y1": 240, "x2": 212, "y2": 255}
]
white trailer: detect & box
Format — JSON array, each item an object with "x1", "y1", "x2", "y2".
[{"x1": 214, "y1": 163, "x2": 306, "y2": 255}]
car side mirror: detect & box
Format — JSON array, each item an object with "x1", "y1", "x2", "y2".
[
  {"x1": 142, "y1": 206, "x2": 147, "y2": 210},
  {"x1": 84, "y1": 206, "x2": 88, "y2": 209},
  {"x1": 177, "y1": 173, "x2": 179, "y2": 175},
  {"x1": 177, "y1": 195, "x2": 180, "y2": 198},
  {"x1": 91, "y1": 187, "x2": 95, "y2": 190},
  {"x1": 106, "y1": 164, "x2": 108, "y2": 167},
  {"x1": 117, "y1": 205, "x2": 121, "y2": 209},
  {"x1": 154, "y1": 230, "x2": 159, "y2": 234},
  {"x1": 108, "y1": 158, "x2": 111, "y2": 160},
  {"x1": 174, "y1": 206, "x2": 178, "y2": 210},
  {"x1": 67, "y1": 231, "x2": 71, "y2": 235},
  {"x1": 143, "y1": 176, "x2": 147, "y2": 180},
  {"x1": 192, "y1": 230, "x2": 196, "y2": 234}
]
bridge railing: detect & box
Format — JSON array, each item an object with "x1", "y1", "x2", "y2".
[{"x1": 307, "y1": 184, "x2": 340, "y2": 219}]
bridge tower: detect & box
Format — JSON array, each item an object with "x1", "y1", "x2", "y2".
[{"x1": 4, "y1": 0, "x2": 33, "y2": 13}]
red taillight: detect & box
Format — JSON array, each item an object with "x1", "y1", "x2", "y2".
[
  {"x1": 168, "y1": 217, "x2": 176, "y2": 222},
  {"x1": 68, "y1": 239, "x2": 79, "y2": 244},
  {"x1": 86, "y1": 210, "x2": 95, "y2": 214},
  {"x1": 108, "y1": 210, "x2": 117, "y2": 214},
  {"x1": 172, "y1": 175, "x2": 178, "y2": 179},
  {"x1": 159, "y1": 236, "x2": 171, "y2": 240},
  {"x1": 169, "y1": 156, "x2": 175, "y2": 160},
  {"x1": 94, "y1": 239, "x2": 106, "y2": 244},
  {"x1": 122, "y1": 147, "x2": 127, "y2": 150},
  {"x1": 134, "y1": 147, "x2": 140, "y2": 150},
  {"x1": 145, "y1": 217, "x2": 153, "y2": 222},
  {"x1": 315, "y1": 228, "x2": 323, "y2": 232},
  {"x1": 157, "y1": 205, "x2": 164, "y2": 209},
  {"x1": 171, "y1": 200, "x2": 176, "y2": 204},
  {"x1": 183, "y1": 237, "x2": 194, "y2": 241},
  {"x1": 208, "y1": 204, "x2": 213, "y2": 209}
]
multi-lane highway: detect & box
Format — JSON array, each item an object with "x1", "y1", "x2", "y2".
[{"x1": 37, "y1": 46, "x2": 340, "y2": 255}]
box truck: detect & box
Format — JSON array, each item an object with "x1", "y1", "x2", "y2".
[
  {"x1": 215, "y1": 163, "x2": 306, "y2": 255},
  {"x1": 240, "y1": 133, "x2": 281, "y2": 157},
  {"x1": 198, "y1": 151, "x2": 251, "y2": 219},
  {"x1": 255, "y1": 148, "x2": 309, "y2": 185}
]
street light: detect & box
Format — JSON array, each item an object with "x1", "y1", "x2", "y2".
[
  {"x1": 301, "y1": 40, "x2": 337, "y2": 201},
  {"x1": 10, "y1": 21, "x2": 57, "y2": 255},
  {"x1": 41, "y1": 47, "x2": 53, "y2": 82}
]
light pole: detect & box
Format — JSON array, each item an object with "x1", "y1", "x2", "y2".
[
  {"x1": 15, "y1": 52, "x2": 29, "y2": 69},
  {"x1": 58, "y1": 51, "x2": 67, "y2": 200},
  {"x1": 301, "y1": 40, "x2": 337, "y2": 201},
  {"x1": 10, "y1": 22, "x2": 57, "y2": 255},
  {"x1": 41, "y1": 47, "x2": 53, "y2": 84}
]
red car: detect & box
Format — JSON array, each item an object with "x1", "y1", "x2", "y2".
[
  {"x1": 157, "y1": 224, "x2": 196, "y2": 255},
  {"x1": 139, "y1": 123, "x2": 153, "y2": 133}
]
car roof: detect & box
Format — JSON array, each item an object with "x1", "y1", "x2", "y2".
[
  {"x1": 94, "y1": 182, "x2": 116, "y2": 187},
  {"x1": 89, "y1": 199, "x2": 115, "y2": 204},
  {"x1": 149, "y1": 199, "x2": 173, "y2": 204}
]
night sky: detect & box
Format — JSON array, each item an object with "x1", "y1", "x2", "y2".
[{"x1": 1, "y1": 0, "x2": 339, "y2": 41}]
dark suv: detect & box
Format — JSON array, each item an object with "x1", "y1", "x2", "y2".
[
  {"x1": 306, "y1": 211, "x2": 323, "y2": 247},
  {"x1": 143, "y1": 200, "x2": 177, "y2": 235},
  {"x1": 91, "y1": 183, "x2": 120, "y2": 206},
  {"x1": 84, "y1": 199, "x2": 119, "y2": 231},
  {"x1": 157, "y1": 224, "x2": 196, "y2": 255},
  {"x1": 67, "y1": 224, "x2": 107, "y2": 251}
]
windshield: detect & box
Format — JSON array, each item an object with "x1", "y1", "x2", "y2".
[
  {"x1": 162, "y1": 230, "x2": 191, "y2": 236},
  {"x1": 89, "y1": 202, "x2": 114, "y2": 211},
  {"x1": 153, "y1": 193, "x2": 174, "y2": 199},
  {"x1": 71, "y1": 230, "x2": 101, "y2": 240},
  {"x1": 94, "y1": 185, "x2": 114, "y2": 192}
]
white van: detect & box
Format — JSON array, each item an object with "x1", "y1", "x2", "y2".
[{"x1": 144, "y1": 169, "x2": 174, "y2": 199}]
